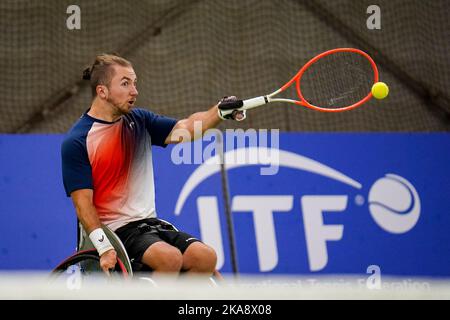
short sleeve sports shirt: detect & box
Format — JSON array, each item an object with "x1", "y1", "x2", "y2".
[{"x1": 61, "y1": 108, "x2": 177, "y2": 231}]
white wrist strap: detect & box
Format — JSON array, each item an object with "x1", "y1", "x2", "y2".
[
  {"x1": 217, "y1": 108, "x2": 228, "y2": 120},
  {"x1": 89, "y1": 228, "x2": 114, "y2": 256}
]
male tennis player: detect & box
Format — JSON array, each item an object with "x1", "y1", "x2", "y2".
[{"x1": 61, "y1": 53, "x2": 244, "y2": 276}]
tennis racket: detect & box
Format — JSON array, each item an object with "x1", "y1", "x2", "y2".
[{"x1": 218, "y1": 48, "x2": 380, "y2": 117}]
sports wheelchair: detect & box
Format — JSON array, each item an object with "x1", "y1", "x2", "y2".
[
  {"x1": 52, "y1": 220, "x2": 223, "y2": 283},
  {"x1": 52, "y1": 222, "x2": 132, "y2": 279}
]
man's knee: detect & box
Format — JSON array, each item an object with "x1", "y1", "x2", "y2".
[
  {"x1": 183, "y1": 243, "x2": 217, "y2": 272},
  {"x1": 142, "y1": 242, "x2": 183, "y2": 272}
]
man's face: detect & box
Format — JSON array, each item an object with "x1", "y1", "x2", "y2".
[{"x1": 104, "y1": 65, "x2": 138, "y2": 115}]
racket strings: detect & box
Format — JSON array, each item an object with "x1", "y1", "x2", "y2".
[{"x1": 300, "y1": 52, "x2": 374, "y2": 109}]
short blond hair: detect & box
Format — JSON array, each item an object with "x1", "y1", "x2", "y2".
[{"x1": 83, "y1": 53, "x2": 133, "y2": 96}]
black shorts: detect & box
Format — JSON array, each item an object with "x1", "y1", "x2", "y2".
[{"x1": 115, "y1": 218, "x2": 200, "y2": 264}]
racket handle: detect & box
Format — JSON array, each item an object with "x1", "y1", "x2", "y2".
[
  {"x1": 218, "y1": 99, "x2": 244, "y2": 110},
  {"x1": 218, "y1": 96, "x2": 268, "y2": 111},
  {"x1": 242, "y1": 96, "x2": 268, "y2": 110}
]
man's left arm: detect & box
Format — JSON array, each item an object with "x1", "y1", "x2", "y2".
[
  {"x1": 164, "y1": 97, "x2": 245, "y2": 144},
  {"x1": 164, "y1": 104, "x2": 221, "y2": 144}
]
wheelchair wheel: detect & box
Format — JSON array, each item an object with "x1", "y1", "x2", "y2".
[{"x1": 51, "y1": 249, "x2": 129, "y2": 281}]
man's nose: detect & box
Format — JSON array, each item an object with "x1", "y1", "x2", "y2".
[{"x1": 131, "y1": 86, "x2": 138, "y2": 96}]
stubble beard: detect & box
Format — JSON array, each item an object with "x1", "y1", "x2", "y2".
[{"x1": 107, "y1": 96, "x2": 131, "y2": 117}]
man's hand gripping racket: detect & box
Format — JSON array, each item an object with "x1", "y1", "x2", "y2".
[{"x1": 218, "y1": 48, "x2": 385, "y2": 120}]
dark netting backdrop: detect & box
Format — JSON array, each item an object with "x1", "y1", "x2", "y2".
[{"x1": 0, "y1": 0, "x2": 449, "y2": 133}]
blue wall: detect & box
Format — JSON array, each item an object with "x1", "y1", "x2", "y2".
[{"x1": 1, "y1": 133, "x2": 449, "y2": 276}]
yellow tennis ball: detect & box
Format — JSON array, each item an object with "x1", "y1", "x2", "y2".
[{"x1": 371, "y1": 82, "x2": 389, "y2": 99}]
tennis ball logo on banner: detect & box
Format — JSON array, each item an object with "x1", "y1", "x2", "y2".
[
  {"x1": 368, "y1": 174, "x2": 420, "y2": 234},
  {"x1": 174, "y1": 147, "x2": 421, "y2": 272}
]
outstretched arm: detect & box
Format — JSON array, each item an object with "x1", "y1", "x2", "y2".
[
  {"x1": 165, "y1": 97, "x2": 245, "y2": 144},
  {"x1": 164, "y1": 104, "x2": 221, "y2": 144}
]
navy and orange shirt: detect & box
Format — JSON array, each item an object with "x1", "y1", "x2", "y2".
[{"x1": 61, "y1": 108, "x2": 177, "y2": 231}]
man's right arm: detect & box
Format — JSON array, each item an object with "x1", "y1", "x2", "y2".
[{"x1": 71, "y1": 189, "x2": 117, "y2": 275}]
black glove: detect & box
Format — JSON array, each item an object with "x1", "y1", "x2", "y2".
[{"x1": 218, "y1": 96, "x2": 246, "y2": 121}]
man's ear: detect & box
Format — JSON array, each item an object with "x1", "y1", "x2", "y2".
[{"x1": 96, "y1": 85, "x2": 108, "y2": 99}]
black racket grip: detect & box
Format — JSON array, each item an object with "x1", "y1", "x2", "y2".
[{"x1": 218, "y1": 99, "x2": 244, "y2": 110}]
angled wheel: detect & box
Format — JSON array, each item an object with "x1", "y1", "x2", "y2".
[{"x1": 51, "y1": 249, "x2": 129, "y2": 282}]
